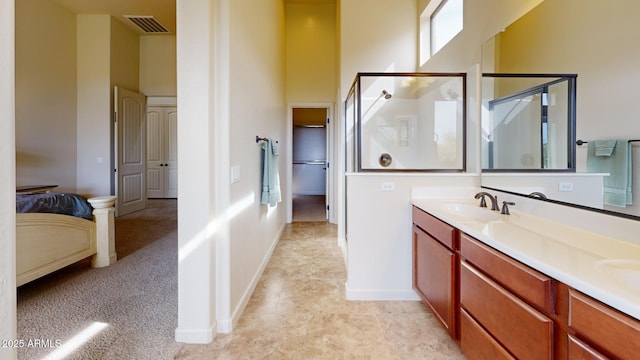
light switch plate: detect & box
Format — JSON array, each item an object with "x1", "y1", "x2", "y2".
[{"x1": 231, "y1": 165, "x2": 241, "y2": 184}]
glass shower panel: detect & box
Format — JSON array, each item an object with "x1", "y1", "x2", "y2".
[{"x1": 347, "y1": 73, "x2": 466, "y2": 172}]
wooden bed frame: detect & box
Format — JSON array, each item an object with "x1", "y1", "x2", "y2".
[{"x1": 16, "y1": 196, "x2": 117, "y2": 286}]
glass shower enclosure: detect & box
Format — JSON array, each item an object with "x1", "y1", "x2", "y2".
[{"x1": 345, "y1": 73, "x2": 467, "y2": 172}]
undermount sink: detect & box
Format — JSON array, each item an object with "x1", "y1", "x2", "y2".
[
  {"x1": 596, "y1": 259, "x2": 640, "y2": 291},
  {"x1": 437, "y1": 202, "x2": 501, "y2": 222}
]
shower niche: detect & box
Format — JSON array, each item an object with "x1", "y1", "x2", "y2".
[{"x1": 345, "y1": 73, "x2": 466, "y2": 172}]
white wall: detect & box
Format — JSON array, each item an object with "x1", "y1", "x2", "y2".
[
  {"x1": 346, "y1": 175, "x2": 479, "y2": 300},
  {"x1": 0, "y1": 0, "x2": 17, "y2": 358},
  {"x1": 15, "y1": 0, "x2": 77, "y2": 192},
  {"x1": 176, "y1": 0, "x2": 287, "y2": 341},
  {"x1": 175, "y1": 0, "x2": 217, "y2": 343}
]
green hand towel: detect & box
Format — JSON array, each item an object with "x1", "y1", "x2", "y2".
[
  {"x1": 594, "y1": 139, "x2": 616, "y2": 156},
  {"x1": 587, "y1": 139, "x2": 632, "y2": 207}
]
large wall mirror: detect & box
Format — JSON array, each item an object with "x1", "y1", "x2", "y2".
[{"x1": 480, "y1": 0, "x2": 640, "y2": 219}]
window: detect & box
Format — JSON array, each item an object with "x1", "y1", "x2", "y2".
[{"x1": 420, "y1": 0, "x2": 463, "y2": 65}]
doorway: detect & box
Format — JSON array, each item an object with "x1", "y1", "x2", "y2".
[{"x1": 289, "y1": 106, "x2": 332, "y2": 222}]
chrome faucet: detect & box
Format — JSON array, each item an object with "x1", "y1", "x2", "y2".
[
  {"x1": 474, "y1": 192, "x2": 499, "y2": 211},
  {"x1": 501, "y1": 201, "x2": 516, "y2": 215},
  {"x1": 528, "y1": 192, "x2": 547, "y2": 200}
]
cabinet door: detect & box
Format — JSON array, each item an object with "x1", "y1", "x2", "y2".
[{"x1": 413, "y1": 225, "x2": 457, "y2": 338}]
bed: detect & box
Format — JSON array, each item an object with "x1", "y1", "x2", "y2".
[{"x1": 16, "y1": 192, "x2": 117, "y2": 286}]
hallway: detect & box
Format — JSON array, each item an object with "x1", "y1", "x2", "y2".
[{"x1": 175, "y1": 222, "x2": 465, "y2": 359}]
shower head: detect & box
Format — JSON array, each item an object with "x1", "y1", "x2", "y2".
[{"x1": 382, "y1": 90, "x2": 392, "y2": 99}]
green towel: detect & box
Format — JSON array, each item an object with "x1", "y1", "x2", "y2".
[
  {"x1": 261, "y1": 138, "x2": 281, "y2": 207},
  {"x1": 594, "y1": 139, "x2": 617, "y2": 156},
  {"x1": 587, "y1": 139, "x2": 632, "y2": 207}
]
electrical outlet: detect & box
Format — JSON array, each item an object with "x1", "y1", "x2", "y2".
[
  {"x1": 380, "y1": 182, "x2": 396, "y2": 192},
  {"x1": 558, "y1": 182, "x2": 573, "y2": 192}
]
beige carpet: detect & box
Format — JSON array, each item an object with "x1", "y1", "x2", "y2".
[{"x1": 16, "y1": 199, "x2": 180, "y2": 360}]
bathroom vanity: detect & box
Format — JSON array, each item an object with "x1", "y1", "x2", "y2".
[{"x1": 412, "y1": 200, "x2": 640, "y2": 359}]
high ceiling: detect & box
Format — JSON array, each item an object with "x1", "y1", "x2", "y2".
[{"x1": 53, "y1": 0, "x2": 336, "y2": 35}]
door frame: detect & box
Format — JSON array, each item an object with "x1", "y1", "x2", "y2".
[{"x1": 286, "y1": 103, "x2": 336, "y2": 224}]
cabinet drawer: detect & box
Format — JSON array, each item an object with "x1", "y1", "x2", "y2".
[
  {"x1": 460, "y1": 261, "x2": 553, "y2": 360},
  {"x1": 460, "y1": 308, "x2": 515, "y2": 360},
  {"x1": 460, "y1": 233, "x2": 554, "y2": 313},
  {"x1": 412, "y1": 206, "x2": 456, "y2": 249},
  {"x1": 569, "y1": 289, "x2": 640, "y2": 359},
  {"x1": 567, "y1": 334, "x2": 609, "y2": 360}
]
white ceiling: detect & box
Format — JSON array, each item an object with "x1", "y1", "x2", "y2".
[{"x1": 53, "y1": 0, "x2": 336, "y2": 35}]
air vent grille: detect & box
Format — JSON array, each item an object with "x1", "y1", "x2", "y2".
[{"x1": 124, "y1": 15, "x2": 170, "y2": 34}]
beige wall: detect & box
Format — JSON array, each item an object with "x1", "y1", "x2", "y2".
[
  {"x1": 285, "y1": 3, "x2": 336, "y2": 103},
  {"x1": 228, "y1": 0, "x2": 287, "y2": 327},
  {"x1": 340, "y1": 0, "x2": 417, "y2": 93},
  {"x1": 110, "y1": 18, "x2": 140, "y2": 94},
  {"x1": 76, "y1": 15, "x2": 112, "y2": 196},
  {"x1": 15, "y1": 2, "x2": 142, "y2": 198},
  {"x1": 493, "y1": 0, "x2": 640, "y2": 141},
  {"x1": 418, "y1": 0, "x2": 543, "y2": 72},
  {"x1": 140, "y1": 35, "x2": 177, "y2": 96},
  {"x1": 15, "y1": 0, "x2": 77, "y2": 192}
]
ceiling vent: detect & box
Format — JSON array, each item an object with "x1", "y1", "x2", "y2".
[{"x1": 124, "y1": 15, "x2": 170, "y2": 34}]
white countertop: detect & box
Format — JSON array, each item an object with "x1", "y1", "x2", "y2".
[{"x1": 412, "y1": 198, "x2": 640, "y2": 321}]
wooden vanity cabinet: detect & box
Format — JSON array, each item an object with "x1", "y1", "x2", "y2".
[
  {"x1": 412, "y1": 206, "x2": 640, "y2": 359},
  {"x1": 412, "y1": 206, "x2": 458, "y2": 339}
]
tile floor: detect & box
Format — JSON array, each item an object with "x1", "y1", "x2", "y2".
[{"x1": 175, "y1": 222, "x2": 466, "y2": 359}]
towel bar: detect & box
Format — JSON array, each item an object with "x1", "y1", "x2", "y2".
[
  {"x1": 577, "y1": 139, "x2": 640, "y2": 146},
  {"x1": 256, "y1": 136, "x2": 278, "y2": 144}
]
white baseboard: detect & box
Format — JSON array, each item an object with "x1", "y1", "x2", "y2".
[
  {"x1": 217, "y1": 222, "x2": 286, "y2": 334},
  {"x1": 345, "y1": 282, "x2": 420, "y2": 301},
  {"x1": 175, "y1": 325, "x2": 215, "y2": 344}
]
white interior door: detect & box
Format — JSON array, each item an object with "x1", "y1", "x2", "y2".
[
  {"x1": 114, "y1": 86, "x2": 147, "y2": 216},
  {"x1": 165, "y1": 107, "x2": 178, "y2": 198},
  {"x1": 146, "y1": 106, "x2": 177, "y2": 199},
  {"x1": 146, "y1": 107, "x2": 164, "y2": 198}
]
